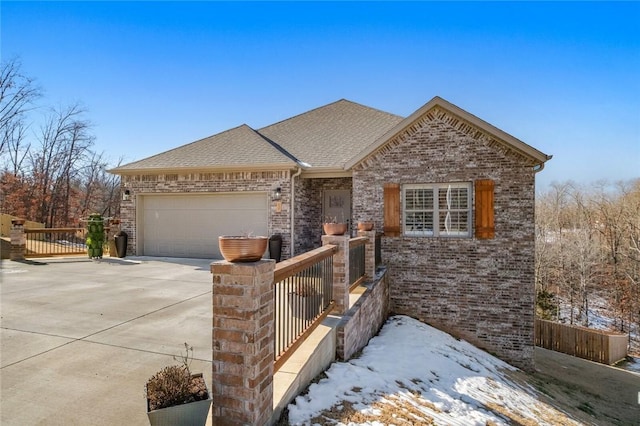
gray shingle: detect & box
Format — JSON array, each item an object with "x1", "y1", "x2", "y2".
[
  {"x1": 112, "y1": 100, "x2": 403, "y2": 173},
  {"x1": 259, "y1": 99, "x2": 403, "y2": 169},
  {"x1": 112, "y1": 124, "x2": 296, "y2": 171}
]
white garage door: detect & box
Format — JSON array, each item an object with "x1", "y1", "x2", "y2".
[{"x1": 141, "y1": 193, "x2": 268, "y2": 259}]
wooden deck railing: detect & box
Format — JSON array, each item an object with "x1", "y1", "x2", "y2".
[{"x1": 535, "y1": 318, "x2": 628, "y2": 365}]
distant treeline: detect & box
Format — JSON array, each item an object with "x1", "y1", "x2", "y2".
[{"x1": 0, "y1": 57, "x2": 121, "y2": 227}]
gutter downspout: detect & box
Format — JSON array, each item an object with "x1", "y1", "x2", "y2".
[{"x1": 290, "y1": 167, "x2": 302, "y2": 258}]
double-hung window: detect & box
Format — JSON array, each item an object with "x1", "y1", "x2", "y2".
[{"x1": 403, "y1": 182, "x2": 472, "y2": 237}]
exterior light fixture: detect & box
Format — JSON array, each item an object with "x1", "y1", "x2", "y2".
[
  {"x1": 122, "y1": 189, "x2": 131, "y2": 201},
  {"x1": 272, "y1": 187, "x2": 282, "y2": 201}
]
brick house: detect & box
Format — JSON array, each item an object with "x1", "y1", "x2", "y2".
[{"x1": 110, "y1": 96, "x2": 550, "y2": 369}]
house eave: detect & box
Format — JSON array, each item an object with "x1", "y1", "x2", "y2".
[
  {"x1": 108, "y1": 163, "x2": 296, "y2": 176},
  {"x1": 299, "y1": 168, "x2": 352, "y2": 179}
]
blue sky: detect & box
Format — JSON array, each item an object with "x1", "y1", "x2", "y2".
[{"x1": 2, "y1": 1, "x2": 639, "y2": 189}]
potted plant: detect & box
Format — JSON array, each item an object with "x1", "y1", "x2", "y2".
[
  {"x1": 288, "y1": 282, "x2": 321, "y2": 320},
  {"x1": 218, "y1": 232, "x2": 268, "y2": 262},
  {"x1": 357, "y1": 221, "x2": 374, "y2": 231},
  {"x1": 145, "y1": 343, "x2": 211, "y2": 426},
  {"x1": 323, "y1": 215, "x2": 348, "y2": 236},
  {"x1": 86, "y1": 213, "x2": 105, "y2": 259}
]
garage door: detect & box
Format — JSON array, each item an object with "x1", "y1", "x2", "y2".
[{"x1": 141, "y1": 193, "x2": 268, "y2": 259}]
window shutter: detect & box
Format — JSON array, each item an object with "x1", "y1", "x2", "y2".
[
  {"x1": 475, "y1": 179, "x2": 495, "y2": 239},
  {"x1": 383, "y1": 183, "x2": 401, "y2": 237}
]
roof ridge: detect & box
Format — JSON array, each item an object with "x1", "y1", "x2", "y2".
[
  {"x1": 340, "y1": 99, "x2": 405, "y2": 120},
  {"x1": 257, "y1": 99, "x2": 402, "y2": 131}
]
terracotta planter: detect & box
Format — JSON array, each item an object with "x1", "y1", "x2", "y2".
[
  {"x1": 323, "y1": 223, "x2": 348, "y2": 236},
  {"x1": 218, "y1": 236, "x2": 268, "y2": 262},
  {"x1": 357, "y1": 221, "x2": 374, "y2": 231}
]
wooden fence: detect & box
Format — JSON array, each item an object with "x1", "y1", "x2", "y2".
[{"x1": 535, "y1": 318, "x2": 628, "y2": 365}]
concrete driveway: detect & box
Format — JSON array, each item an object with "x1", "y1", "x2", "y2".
[{"x1": 0, "y1": 256, "x2": 214, "y2": 426}]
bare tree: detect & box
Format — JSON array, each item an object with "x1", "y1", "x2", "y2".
[
  {"x1": 29, "y1": 104, "x2": 93, "y2": 226},
  {"x1": 77, "y1": 152, "x2": 122, "y2": 220},
  {"x1": 2, "y1": 118, "x2": 30, "y2": 175},
  {"x1": 0, "y1": 58, "x2": 124, "y2": 233},
  {"x1": 536, "y1": 179, "x2": 640, "y2": 352},
  {"x1": 0, "y1": 58, "x2": 40, "y2": 157}
]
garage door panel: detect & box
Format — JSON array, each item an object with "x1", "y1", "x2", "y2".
[{"x1": 142, "y1": 194, "x2": 268, "y2": 259}]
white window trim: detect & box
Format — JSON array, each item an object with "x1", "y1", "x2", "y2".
[{"x1": 403, "y1": 182, "x2": 472, "y2": 237}]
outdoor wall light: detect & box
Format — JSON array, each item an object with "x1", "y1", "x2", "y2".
[
  {"x1": 272, "y1": 187, "x2": 282, "y2": 201},
  {"x1": 122, "y1": 189, "x2": 131, "y2": 201}
]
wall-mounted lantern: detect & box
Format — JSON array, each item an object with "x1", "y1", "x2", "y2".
[
  {"x1": 122, "y1": 189, "x2": 131, "y2": 201},
  {"x1": 272, "y1": 187, "x2": 282, "y2": 201},
  {"x1": 273, "y1": 187, "x2": 282, "y2": 213}
]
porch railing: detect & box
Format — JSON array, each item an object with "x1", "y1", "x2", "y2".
[
  {"x1": 349, "y1": 237, "x2": 366, "y2": 291},
  {"x1": 24, "y1": 227, "x2": 110, "y2": 258},
  {"x1": 273, "y1": 244, "x2": 337, "y2": 371}
]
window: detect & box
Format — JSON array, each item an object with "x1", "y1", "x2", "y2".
[{"x1": 403, "y1": 183, "x2": 471, "y2": 237}]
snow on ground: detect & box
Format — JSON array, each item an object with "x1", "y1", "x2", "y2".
[
  {"x1": 554, "y1": 296, "x2": 640, "y2": 371},
  {"x1": 287, "y1": 316, "x2": 581, "y2": 426},
  {"x1": 621, "y1": 357, "x2": 640, "y2": 373}
]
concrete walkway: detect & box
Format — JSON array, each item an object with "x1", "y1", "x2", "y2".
[{"x1": 1, "y1": 256, "x2": 214, "y2": 426}]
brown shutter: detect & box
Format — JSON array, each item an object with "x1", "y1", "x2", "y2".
[
  {"x1": 475, "y1": 179, "x2": 495, "y2": 239},
  {"x1": 383, "y1": 183, "x2": 401, "y2": 237}
]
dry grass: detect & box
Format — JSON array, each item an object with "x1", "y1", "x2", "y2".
[
  {"x1": 309, "y1": 399, "x2": 436, "y2": 425},
  {"x1": 290, "y1": 374, "x2": 583, "y2": 426}
]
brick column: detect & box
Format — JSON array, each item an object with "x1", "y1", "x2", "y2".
[
  {"x1": 211, "y1": 260, "x2": 275, "y2": 426},
  {"x1": 10, "y1": 219, "x2": 26, "y2": 261},
  {"x1": 357, "y1": 230, "x2": 376, "y2": 281},
  {"x1": 322, "y1": 235, "x2": 350, "y2": 314}
]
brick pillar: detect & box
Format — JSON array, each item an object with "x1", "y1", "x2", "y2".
[
  {"x1": 211, "y1": 260, "x2": 275, "y2": 426},
  {"x1": 10, "y1": 219, "x2": 26, "y2": 261},
  {"x1": 322, "y1": 235, "x2": 349, "y2": 314},
  {"x1": 357, "y1": 230, "x2": 376, "y2": 281}
]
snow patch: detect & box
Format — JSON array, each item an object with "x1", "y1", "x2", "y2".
[{"x1": 287, "y1": 315, "x2": 580, "y2": 425}]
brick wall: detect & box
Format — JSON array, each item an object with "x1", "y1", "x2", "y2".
[
  {"x1": 352, "y1": 107, "x2": 537, "y2": 370},
  {"x1": 119, "y1": 170, "x2": 291, "y2": 258},
  {"x1": 337, "y1": 269, "x2": 390, "y2": 360},
  {"x1": 294, "y1": 177, "x2": 352, "y2": 254}
]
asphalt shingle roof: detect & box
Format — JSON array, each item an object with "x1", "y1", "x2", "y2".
[
  {"x1": 112, "y1": 99, "x2": 404, "y2": 173},
  {"x1": 259, "y1": 99, "x2": 404, "y2": 169},
  {"x1": 112, "y1": 124, "x2": 296, "y2": 171}
]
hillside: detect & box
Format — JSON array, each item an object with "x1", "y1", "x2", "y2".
[{"x1": 283, "y1": 316, "x2": 639, "y2": 425}]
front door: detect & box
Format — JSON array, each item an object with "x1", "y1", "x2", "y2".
[{"x1": 323, "y1": 189, "x2": 351, "y2": 231}]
